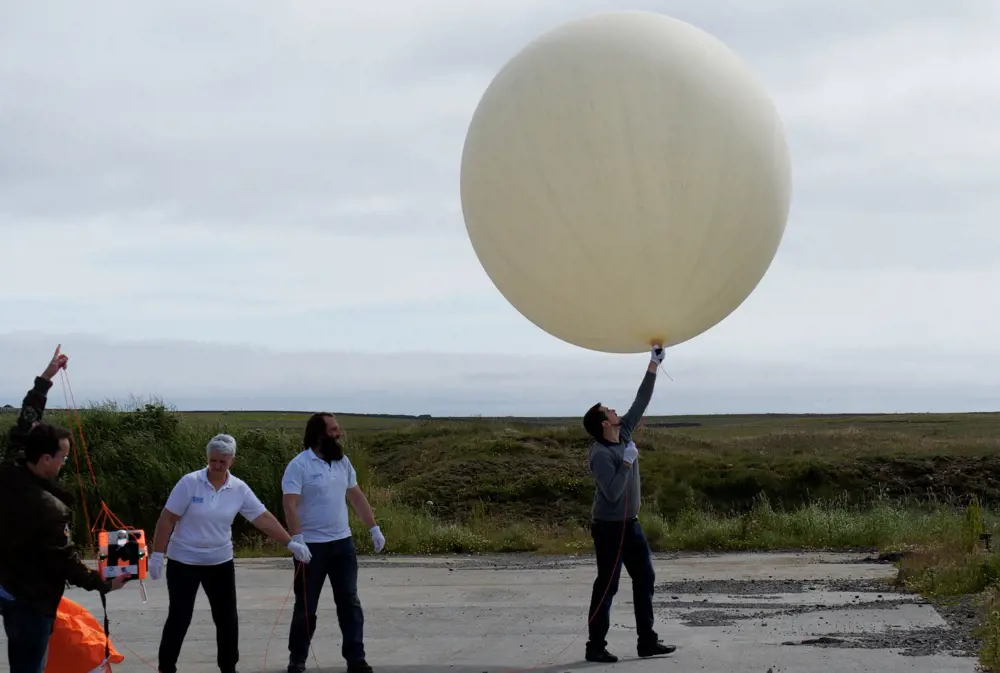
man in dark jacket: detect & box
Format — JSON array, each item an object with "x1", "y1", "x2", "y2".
[{"x1": 0, "y1": 347, "x2": 128, "y2": 673}]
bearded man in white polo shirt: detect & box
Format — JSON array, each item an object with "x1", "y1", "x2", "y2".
[
  {"x1": 282, "y1": 412, "x2": 385, "y2": 673},
  {"x1": 149, "y1": 433, "x2": 311, "y2": 673}
]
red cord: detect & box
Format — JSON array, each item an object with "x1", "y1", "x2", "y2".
[{"x1": 263, "y1": 559, "x2": 321, "y2": 672}]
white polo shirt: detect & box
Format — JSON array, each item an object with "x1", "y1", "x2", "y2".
[
  {"x1": 163, "y1": 468, "x2": 268, "y2": 565},
  {"x1": 281, "y1": 449, "x2": 358, "y2": 543}
]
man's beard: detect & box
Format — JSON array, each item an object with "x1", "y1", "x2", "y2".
[{"x1": 319, "y1": 435, "x2": 344, "y2": 462}]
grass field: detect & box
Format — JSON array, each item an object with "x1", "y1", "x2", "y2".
[
  {"x1": 5, "y1": 401, "x2": 1000, "y2": 667},
  {"x1": 181, "y1": 407, "x2": 1000, "y2": 524},
  {"x1": 5, "y1": 404, "x2": 1000, "y2": 550}
]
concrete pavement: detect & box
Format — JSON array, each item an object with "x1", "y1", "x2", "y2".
[{"x1": 0, "y1": 552, "x2": 979, "y2": 672}]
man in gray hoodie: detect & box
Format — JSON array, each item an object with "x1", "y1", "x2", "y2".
[{"x1": 581, "y1": 345, "x2": 675, "y2": 663}]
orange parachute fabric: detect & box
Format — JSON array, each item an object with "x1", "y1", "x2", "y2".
[{"x1": 44, "y1": 596, "x2": 125, "y2": 673}]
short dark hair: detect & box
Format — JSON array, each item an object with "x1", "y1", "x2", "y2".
[
  {"x1": 583, "y1": 403, "x2": 607, "y2": 441},
  {"x1": 23, "y1": 423, "x2": 72, "y2": 464},
  {"x1": 303, "y1": 412, "x2": 334, "y2": 450}
]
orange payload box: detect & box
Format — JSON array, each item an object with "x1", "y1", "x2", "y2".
[
  {"x1": 97, "y1": 529, "x2": 147, "y2": 580},
  {"x1": 44, "y1": 596, "x2": 125, "y2": 673}
]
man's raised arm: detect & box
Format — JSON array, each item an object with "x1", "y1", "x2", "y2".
[
  {"x1": 7, "y1": 346, "x2": 68, "y2": 460},
  {"x1": 618, "y1": 346, "x2": 665, "y2": 434}
]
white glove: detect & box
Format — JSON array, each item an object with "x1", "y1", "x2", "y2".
[
  {"x1": 370, "y1": 525, "x2": 386, "y2": 553},
  {"x1": 149, "y1": 552, "x2": 164, "y2": 580},
  {"x1": 650, "y1": 345, "x2": 665, "y2": 365},
  {"x1": 287, "y1": 534, "x2": 312, "y2": 563},
  {"x1": 623, "y1": 441, "x2": 639, "y2": 465}
]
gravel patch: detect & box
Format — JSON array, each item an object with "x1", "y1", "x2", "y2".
[
  {"x1": 658, "y1": 576, "x2": 984, "y2": 658},
  {"x1": 822, "y1": 551, "x2": 911, "y2": 565},
  {"x1": 782, "y1": 616, "x2": 982, "y2": 658},
  {"x1": 667, "y1": 597, "x2": 913, "y2": 627},
  {"x1": 655, "y1": 577, "x2": 900, "y2": 596}
]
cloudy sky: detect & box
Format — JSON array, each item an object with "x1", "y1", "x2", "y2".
[{"x1": 1, "y1": 0, "x2": 997, "y2": 416}]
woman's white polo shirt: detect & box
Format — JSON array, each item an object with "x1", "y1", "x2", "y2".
[{"x1": 163, "y1": 468, "x2": 268, "y2": 566}]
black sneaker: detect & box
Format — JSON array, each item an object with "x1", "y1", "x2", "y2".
[
  {"x1": 637, "y1": 640, "x2": 676, "y2": 657},
  {"x1": 585, "y1": 648, "x2": 619, "y2": 663},
  {"x1": 286, "y1": 663, "x2": 305, "y2": 673},
  {"x1": 347, "y1": 661, "x2": 374, "y2": 673}
]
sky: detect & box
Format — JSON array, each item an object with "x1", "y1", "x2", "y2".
[{"x1": 1, "y1": 0, "x2": 998, "y2": 416}]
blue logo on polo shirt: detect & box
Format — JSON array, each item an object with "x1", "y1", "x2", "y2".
[
  {"x1": 309, "y1": 472, "x2": 324, "y2": 481},
  {"x1": 191, "y1": 496, "x2": 204, "y2": 503}
]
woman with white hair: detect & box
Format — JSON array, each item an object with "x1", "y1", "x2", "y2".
[{"x1": 148, "y1": 433, "x2": 311, "y2": 673}]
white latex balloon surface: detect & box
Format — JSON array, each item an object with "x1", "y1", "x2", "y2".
[{"x1": 460, "y1": 11, "x2": 792, "y2": 353}]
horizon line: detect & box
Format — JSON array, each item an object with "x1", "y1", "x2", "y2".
[{"x1": 3, "y1": 405, "x2": 999, "y2": 420}]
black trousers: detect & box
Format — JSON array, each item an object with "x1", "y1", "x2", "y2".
[
  {"x1": 586, "y1": 518, "x2": 658, "y2": 652},
  {"x1": 157, "y1": 558, "x2": 239, "y2": 673},
  {"x1": 288, "y1": 536, "x2": 366, "y2": 666}
]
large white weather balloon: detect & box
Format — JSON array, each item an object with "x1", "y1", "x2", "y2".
[{"x1": 460, "y1": 11, "x2": 792, "y2": 353}]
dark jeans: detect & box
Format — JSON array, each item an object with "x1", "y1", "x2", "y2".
[
  {"x1": 1, "y1": 595, "x2": 55, "y2": 673},
  {"x1": 288, "y1": 536, "x2": 366, "y2": 666},
  {"x1": 586, "y1": 518, "x2": 657, "y2": 651},
  {"x1": 157, "y1": 559, "x2": 239, "y2": 673}
]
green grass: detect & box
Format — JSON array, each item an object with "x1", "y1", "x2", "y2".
[
  {"x1": 178, "y1": 408, "x2": 1000, "y2": 526},
  {"x1": 3, "y1": 402, "x2": 1000, "y2": 554},
  {"x1": 6, "y1": 402, "x2": 1000, "y2": 668},
  {"x1": 979, "y1": 587, "x2": 1000, "y2": 671}
]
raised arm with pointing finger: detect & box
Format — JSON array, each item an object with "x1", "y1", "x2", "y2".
[{"x1": 6, "y1": 345, "x2": 68, "y2": 463}]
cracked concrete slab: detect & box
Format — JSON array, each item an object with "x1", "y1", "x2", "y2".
[{"x1": 0, "y1": 551, "x2": 980, "y2": 672}]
